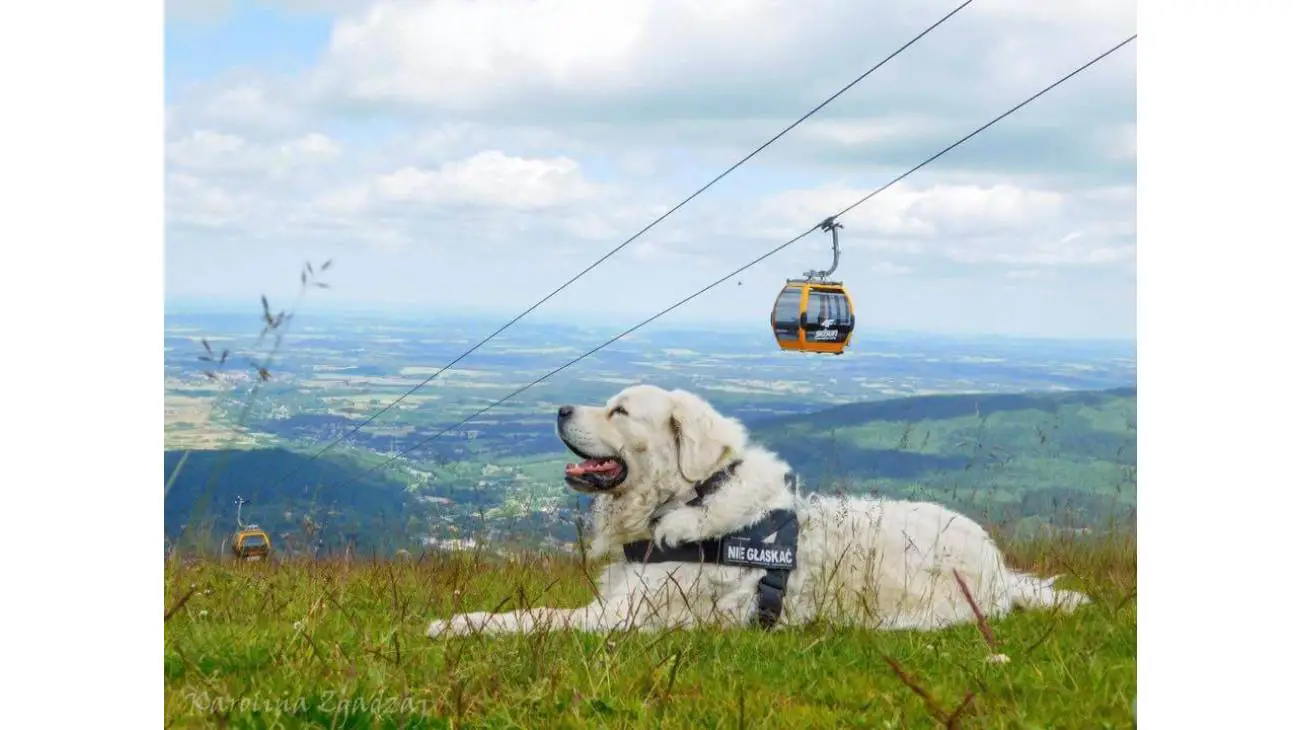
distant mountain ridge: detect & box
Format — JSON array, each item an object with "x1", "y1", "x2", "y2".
[
  {"x1": 749, "y1": 387, "x2": 1136, "y2": 431},
  {"x1": 747, "y1": 386, "x2": 1136, "y2": 533},
  {"x1": 164, "y1": 387, "x2": 1136, "y2": 554}
]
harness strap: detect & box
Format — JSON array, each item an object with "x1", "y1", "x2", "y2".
[
  {"x1": 623, "y1": 536, "x2": 722, "y2": 564},
  {"x1": 646, "y1": 460, "x2": 742, "y2": 533},
  {"x1": 685, "y1": 459, "x2": 743, "y2": 507},
  {"x1": 624, "y1": 504, "x2": 800, "y2": 631},
  {"x1": 755, "y1": 568, "x2": 790, "y2": 629},
  {"x1": 749, "y1": 509, "x2": 800, "y2": 630}
]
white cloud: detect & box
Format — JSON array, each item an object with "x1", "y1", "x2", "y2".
[
  {"x1": 166, "y1": 130, "x2": 247, "y2": 169},
  {"x1": 1098, "y1": 122, "x2": 1137, "y2": 161},
  {"x1": 165, "y1": 128, "x2": 365, "y2": 246},
  {"x1": 871, "y1": 261, "x2": 913, "y2": 276},
  {"x1": 164, "y1": 0, "x2": 1136, "y2": 336},
  {"x1": 978, "y1": 0, "x2": 1133, "y2": 28},
  {"x1": 943, "y1": 231, "x2": 1135, "y2": 268},
  {"x1": 282, "y1": 133, "x2": 341, "y2": 160},
  {"x1": 909, "y1": 184, "x2": 1065, "y2": 233},
  {"x1": 801, "y1": 117, "x2": 946, "y2": 147},
  {"x1": 754, "y1": 182, "x2": 1065, "y2": 241},
  {"x1": 730, "y1": 180, "x2": 1132, "y2": 271},
  {"x1": 372, "y1": 151, "x2": 601, "y2": 210},
  {"x1": 557, "y1": 201, "x2": 670, "y2": 242},
  {"x1": 312, "y1": 0, "x2": 808, "y2": 112},
  {"x1": 167, "y1": 172, "x2": 245, "y2": 229},
  {"x1": 205, "y1": 81, "x2": 278, "y2": 124},
  {"x1": 307, "y1": 0, "x2": 1134, "y2": 123},
  {"x1": 166, "y1": 130, "x2": 342, "y2": 177},
  {"x1": 167, "y1": 77, "x2": 302, "y2": 137}
]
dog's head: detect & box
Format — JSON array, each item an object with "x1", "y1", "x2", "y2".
[{"x1": 555, "y1": 384, "x2": 749, "y2": 496}]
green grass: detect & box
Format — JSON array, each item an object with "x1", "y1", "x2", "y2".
[{"x1": 165, "y1": 532, "x2": 1135, "y2": 728}]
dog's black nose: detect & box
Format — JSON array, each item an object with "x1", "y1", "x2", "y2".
[{"x1": 557, "y1": 405, "x2": 574, "y2": 421}]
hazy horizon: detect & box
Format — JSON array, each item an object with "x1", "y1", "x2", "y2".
[{"x1": 164, "y1": 297, "x2": 1138, "y2": 346}]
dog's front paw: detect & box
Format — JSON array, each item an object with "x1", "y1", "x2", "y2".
[
  {"x1": 427, "y1": 612, "x2": 489, "y2": 638},
  {"x1": 653, "y1": 509, "x2": 705, "y2": 548},
  {"x1": 588, "y1": 535, "x2": 612, "y2": 559}
]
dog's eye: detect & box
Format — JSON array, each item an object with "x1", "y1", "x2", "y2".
[{"x1": 609, "y1": 405, "x2": 629, "y2": 417}]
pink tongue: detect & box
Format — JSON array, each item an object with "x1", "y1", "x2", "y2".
[{"x1": 565, "y1": 459, "x2": 618, "y2": 476}]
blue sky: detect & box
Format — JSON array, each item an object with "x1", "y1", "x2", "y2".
[
  {"x1": 166, "y1": 3, "x2": 329, "y2": 88},
  {"x1": 164, "y1": 0, "x2": 1136, "y2": 339}
]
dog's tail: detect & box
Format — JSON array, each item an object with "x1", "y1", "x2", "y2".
[{"x1": 1006, "y1": 571, "x2": 1090, "y2": 613}]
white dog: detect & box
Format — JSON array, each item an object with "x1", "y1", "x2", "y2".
[{"x1": 427, "y1": 384, "x2": 1087, "y2": 637}]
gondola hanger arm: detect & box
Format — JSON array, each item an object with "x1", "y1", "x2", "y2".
[{"x1": 803, "y1": 217, "x2": 844, "y2": 281}]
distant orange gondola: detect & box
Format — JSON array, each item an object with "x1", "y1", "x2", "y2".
[
  {"x1": 230, "y1": 496, "x2": 272, "y2": 561},
  {"x1": 770, "y1": 218, "x2": 855, "y2": 355}
]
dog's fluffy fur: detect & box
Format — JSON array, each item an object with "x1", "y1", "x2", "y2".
[{"x1": 427, "y1": 384, "x2": 1088, "y2": 637}]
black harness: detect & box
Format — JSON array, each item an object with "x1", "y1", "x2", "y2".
[{"x1": 621, "y1": 461, "x2": 800, "y2": 630}]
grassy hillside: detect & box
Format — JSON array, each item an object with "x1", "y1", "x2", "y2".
[
  {"x1": 164, "y1": 389, "x2": 1138, "y2": 727},
  {"x1": 748, "y1": 388, "x2": 1136, "y2": 536},
  {"x1": 164, "y1": 533, "x2": 1136, "y2": 728}
]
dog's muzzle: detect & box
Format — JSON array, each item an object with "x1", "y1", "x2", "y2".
[{"x1": 557, "y1": 405, "x2": 628, "y2": 493}]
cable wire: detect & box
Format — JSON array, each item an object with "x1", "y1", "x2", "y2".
[
  {"x1": 260, "y1": 0, "x2": 979, "y2": 493},
  {"x1": 340, "y1": 34, "x2": 1138, "y2": 487}
]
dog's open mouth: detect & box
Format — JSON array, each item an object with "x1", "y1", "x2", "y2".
[
  {"x1": 563, "y1": 458, "x2": 627, "y2": 490},
  {"x1": 560, "y1": 440, "x2": 628, "y2": 492}
]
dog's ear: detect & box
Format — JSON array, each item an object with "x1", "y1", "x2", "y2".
[{"x1": 668, "y1": 389, "x2": 747, "y2": 482}]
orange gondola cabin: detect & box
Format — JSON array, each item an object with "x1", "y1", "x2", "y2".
[
  {"x1": 230, "y1": 496, "x2": 272, "y2": 561},
  {"x1": 769, "y1": 218, "x2": 856, "y2": 355}
]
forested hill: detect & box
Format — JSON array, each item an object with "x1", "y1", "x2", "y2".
[
  {"x1": 164, "y1": 449, "x2": 418, "y2": 554},
  {"x1": 747, "y1": 387, "x2": 1136, "y2": 532}
]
